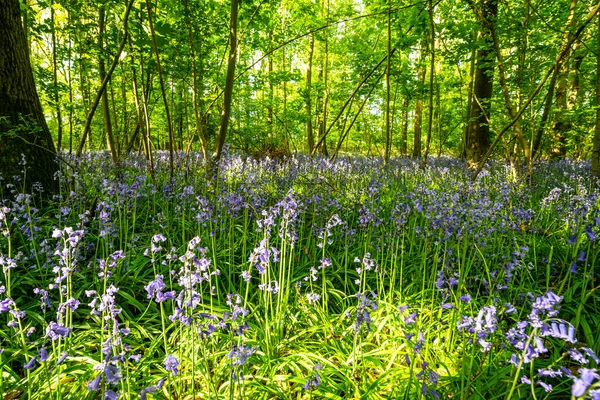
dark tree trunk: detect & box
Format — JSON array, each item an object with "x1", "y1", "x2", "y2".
[
  {"x1": 214, "y1": 0, "x2": 239, "y2": 160},
  {"x1": 306, "y1": 34, "x2": 315, "y2": 153},
  {"x1": 592, "y1": 12, "x2": 600, "y2": 180},
  {"x1": 466, "y1": 0, "x2": 497, "y2": 165},
  {"x1": 412, "y1": 47, "x2": 425, "y2": 158},
  {"x1": 0, "y1": 0, "x2": 59, "y2": 194}
]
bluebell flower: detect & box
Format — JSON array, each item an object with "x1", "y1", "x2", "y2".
[
  {"x1": 104, "y1": 365, "x2": 121, "y2": 384},
  {"x1": 39, "y1": 347, "x2": 49, "y2": 362},
  {"x1": 87, "y1": 373, "x2": 102, "y2": 391},
  {"x1": 459, "y1": 294, "x2": 471, "y2": 303},
  {"x1": 404, "y1": 311, "x2": 417, "y2": 326},
  {"x1": 227, "y1": 345, "x2": 256, "y2": 367},
  {"x1": 57, "y1": 352, "x2": 68, "y2": 365},
  {"x1": 572, "y1": 368, "x2": 600, "y2": 397},
  {"x1": 539, "y1": 381, "x2": 552, "y2": 392},
  {"x1": 24, "y1": 356, "x2": 37, "y2": 370},
  {"x1": 164, "y1": 355, "x2": 180, "y2": 375},
  {"x1": 141, "y1": 378, "x2": 166, "y2": 400}
]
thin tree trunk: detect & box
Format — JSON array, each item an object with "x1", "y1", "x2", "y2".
[
  {"x1": 131, "y1": 62, "x2": 155, "y2": 179},
  {"x1": 532, "y1": 0, "x2": 578, "y2": 158},
  {"x1": 67, "y1": 15, "x2": 74, "y2": 153},
  {"x1": 306, "y1": 34, "x2": 315, "y2": 153},
  {"x1": 462, "y1": 35, "x2": 476, "y2": 159},
  {"x1": 422, "y1": 0, "x2": 435, "y2": 165},
  {"x1": 184, "y1": 0, "x2": 208, "y2": 159},
  {"x1": 551, "y1": 0, "x2": 578, "y2": 158},
  {"x1": 401, "y1": 96, "x2": 409, "y2": 155},
  {"x1": 77, "y1": 0, "x2": 135, "y2": 156},
  {"x1": 384, "y1": 0, "x2": 392, "y2": 164},
  {"x1": 51, "y1": 1, "x2": 63, "y2": 152},
  {"x1": 592, "y1": 12, "x2": 600, "y2": 180},
  {"x1": 480, "y1": 8, "x2": 531, "y2": 174},
  {"x1": 412, "y1": 45, "x2": 425, "y2": 158},
  {"x1": 98, "y1": 5, "x2": 118, "y2": 162},
  {"x1": 318, "y1": 0, "x2": 330, "y2": 156},
  {"x1": 465, "y1": 0, "x2": 497, "y2": 166},
  {"x1": 268, "y1": 31, "x2": 274, "y2": 140},
  {"x1": 145, "y1": 0, "x2": 175, "y2": 176},
  {"x1": 214, "y1": 0, "x2": 239, "y2": 160}
]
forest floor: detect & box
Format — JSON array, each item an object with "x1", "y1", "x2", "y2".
[{"x1": 0, "y1": 152, "x2": 599, "y2": 399}]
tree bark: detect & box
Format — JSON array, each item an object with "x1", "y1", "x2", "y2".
[
  {"x1": 51, "y1": 0, "x2": 63, "y2": 152},
  {"x1": 532, "y1": 0, "x2": 578, "y2": 159},
  {"x1": 592, "y1": 12, "x2": 600, "y2": 180},
  {"x1": 0, "y1": 0, "x2": 59, "y2": 194},
  {"x1": 465, "y1": 0, "x2": 497, "y2": 166},
  {"x1": 98, "y1": 4, "x2": 117, "y2": 162},
  {"x1": 306, "y1": 33, "x2": 315, "y2": 153},
  {"x1": 401, "y1": 96, "x2": 409, "y2": 155},
  {"x1": 412, "y1": 45, "x2": 425, "y2": 158},
  {"x1": 384, "y1": 0, "x2": 392, "y2": 164},
  {"x1": 422, "y1": 0, "x2": 435, "y2": 165},
  {"x1": 145, "y1": 0, "x2": 175, "y2": 176},
  {"x1": 77, "y1": 0, "x2": 135, "y2": 157},
  {"x1": 214, "y1": 0, "x2": 239, "y2": 160},
  {"x1": 551, "y1": 0, "x2": 578, "y2": 159}
]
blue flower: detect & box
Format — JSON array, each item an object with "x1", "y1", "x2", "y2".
[
  {"x1": 164, "y1": 355, "x2": 180, "y2": 375},
  {"x1": 24, "y1": 356, "x2": 37, "y2": 370},
  {"x1": 87, "y1": 373, "x2": 102, "y2": 391},
  {"x1": 572, "y1": 368, "x2": 600, "y2": 398}
]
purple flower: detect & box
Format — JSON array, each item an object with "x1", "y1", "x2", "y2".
[
  {"x1": 39, "y1": 347, "x2": 49, "y2": 362},
  {"x1": 572, "y1": 368, "x2": 600, "y2": 397},
  {"x1": 539, "y1": 381, "x2": 552, "y2": 392},
  {"x1": 404, "y1": 311, "x2": 417, "y2": 326},
  {"x1": 571, "y1": 263, "x2": 578, "y2": 273},
  {"x1": 104, "y1": 365, "x2": 121, "y2": 384},
  {"x1": 141, "y1": 378, "x2": 166, "y2": 400},
  {"x1": 104, "y1": 390, "x2": 119, "y2": 400},
  {"x1": 24, "y1": 356, "x2": 37, "y2": 370},
  {"x1": 164, "y1": 355, "x2": 180, "y2": 375},
  {"x1": 0, "y1": 298, "x2": 13, "y2": 312},
  {"x1": 57, "y1": 352, "x2": 68, "y2": 365},
  {"x1": 459, "y1": 294, "x2": 471, "y2": 303},
  {"x1": 87, "y1": 373, "x2": 102, "y2": 391},
  {"x1": 46, "y1": 322, "x2": 71, "y2": 340},
  {"x1": 227, "y1": 345, "x2": 256, "y2": 367}
]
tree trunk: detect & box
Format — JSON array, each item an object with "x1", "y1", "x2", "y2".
[
  {"x1": 51, "y1": 1, "x2": 63, "y2": 152},
  {"x1": 401, "y1": 96, "x2": 408, "y2": 155},
  {"x1": 268, "y1": 30, "x2": 274, "y2": 141},
  {"x1": 98, "y1": 5, "x2": 118, "y2": 162},
  {"x1": 306, "y1": 34, "x2": 315, "y2": 153},
  {"x1": 412, "y1": 45, "x2": 425, "y2": 158},
  {"x1": 0, "y1": 0, "x2": 59, "y2": 194},
  {"x1": 184, "y1": 0, "x2": 208, "y2": 159},
  {"x1": 77, "y1": 0, "x2": 135, "y2": 156},
  {"x1": 551, "y1": 0, "x2": 578, "y2": 159},
  {"x1": 532, "y1": 0, "x2": 577, "y2": 159},
  {"x1": 422, "y1": 0, "x2": 435, "y2": 165},
  {"x1": 384, "y1": 0, "x2": 392, "y2": 164},
  {"x1": 465, "y1": 0, "x2": 497, "y2": 166},
  {"x1": 146, "y1": 0, "x2": 175, "y2": 176},
  {"x1": 592, "y1": 12, "x2": 600, "y2": 180},
  {"x1": 214, "y1": 0, "x2": 239, "y2": 160}
]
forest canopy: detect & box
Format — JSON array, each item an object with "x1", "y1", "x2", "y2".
[{"x1": 8, "y1": 0, "x2": 600, "y2": 169}]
